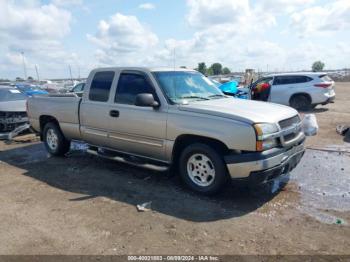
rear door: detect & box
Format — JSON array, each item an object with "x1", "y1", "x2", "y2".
[
  {"x1": 80, "y1": 71, "x2": 116, "y2": 147},
  {"x1": 270, "y1": 75, "x2": 313, "y2": 105},
  {"x1": 108, "y1": 70, "x2": 168, "y2": 162}
]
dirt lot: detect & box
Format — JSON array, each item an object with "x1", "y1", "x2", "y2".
[{"x1": 0, "y1": 83, "x2": 349, "y2": 255}]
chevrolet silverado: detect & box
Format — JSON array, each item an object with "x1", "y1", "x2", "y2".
[{"x1": 27, "y1": 68, "x2": 305, "y2": 194}]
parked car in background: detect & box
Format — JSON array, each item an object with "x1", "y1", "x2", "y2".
[
  {"x1": 219, "y1": 80, "x2": 239, "y2": 94},
  {"x1": 16, "y1": 83, "x2": 48, "y2": 96},
  {"x1": 28, "y1": 67, "x2": 305, "y2": 195},
  {"x1": 0, "y1": 86, "x2": 30, "y2": 139},
  {"x1": 249, "y1": 73, "x2": 335, "y2": 110}
]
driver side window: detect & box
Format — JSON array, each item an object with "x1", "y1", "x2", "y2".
[{"x1": 115, "y1": 72, "x2": 156, "y2": 105}]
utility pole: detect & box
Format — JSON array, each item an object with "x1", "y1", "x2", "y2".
[
  {"x1": 68, "y1": 64, "x2": 73, "y2": 83},
  {"x1": 35, "y1": 65, "x2": 40, "y2": 81},
  {"x1": 21, "y1": 51, "x2": 27, "y2": 80},
  {"x1": 78, "y1": 65, "x2": 81, "y2": 80}
]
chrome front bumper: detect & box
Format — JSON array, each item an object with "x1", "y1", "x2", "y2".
[{"x1": 225, "y1": 142, "x2": 305, "y2": 180}]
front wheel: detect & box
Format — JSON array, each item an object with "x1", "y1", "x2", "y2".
[
  {"x1": 43, "y1": 122, "x2": 70, "y2": 156},
  {"x1": 179, "y1": 143, "x2": 229, "y2": 195}
]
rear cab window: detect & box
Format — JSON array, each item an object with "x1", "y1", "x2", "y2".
[
  {"x1": 89, "y1": 71, "x2": 115, "y2": 102},
  {"x1": 73, "y1": 83, "x2": 85, "y2": 92},
  {"x1": 115, "y1": 72, "x2": 157, "y2": 105}
]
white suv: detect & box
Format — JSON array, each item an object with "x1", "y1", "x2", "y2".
[{"x1": 250, "y1": 72, "x2": 336, "y2": 110}]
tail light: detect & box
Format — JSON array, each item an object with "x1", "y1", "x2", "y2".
[{"x1": 314, "y1": 83, "x2": 332, "y2": 88}]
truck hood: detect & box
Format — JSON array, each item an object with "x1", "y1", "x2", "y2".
[
  {"x1": 178, "y1": 98, "x2": 298, "y2": 124},
  {"x1": 0, "y1": 100, "x2": 26, "y2": 112}
]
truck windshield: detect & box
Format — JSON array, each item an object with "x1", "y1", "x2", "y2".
[{"x1": 153, "y1": 71, "x2": 225, "y2": 104}]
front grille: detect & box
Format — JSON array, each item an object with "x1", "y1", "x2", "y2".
[
  {"x1": 284, "y1": 132, "x2": 298, "y2": 141},
  {"x1": 279, "y1": 115, "x2": 300, "y2": 129},
  {"x1": 278, "y1": 115, "x2": 302, "y2": 145}
]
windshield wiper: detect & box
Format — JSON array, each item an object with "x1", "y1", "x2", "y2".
[
  {"x1": 208, "y1": 94, "x2": 226, "y2": 98},
  {"x1": 180, "y1": 96, "x2": 210, "y2": 101}
]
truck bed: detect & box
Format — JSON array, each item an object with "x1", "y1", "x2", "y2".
[{"x1": 27, "y1": 94, "x2": 82, "y2": 140}]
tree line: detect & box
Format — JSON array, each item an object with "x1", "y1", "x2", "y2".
[
  {"x1": 193, "y1": 61, "x2": 326, "y2": 76},
  {"x1": 195, "y1": 62, "x2": 231, "y2": 76}
]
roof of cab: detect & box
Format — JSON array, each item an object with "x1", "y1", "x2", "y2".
[{"x1": 90, "y1": 67, "x2": 196, "y2": 73}]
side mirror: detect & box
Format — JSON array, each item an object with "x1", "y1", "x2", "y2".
[{"x1": 135, "y1": 93, "x2": 159, "y2": 108}]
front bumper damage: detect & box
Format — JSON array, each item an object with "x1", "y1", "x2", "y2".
[
  {"x1": 0, "y1": 123, "x2": 31, "y2": 140},
  {"x1": 0, "y1": 111, "x2": 30, "y2": 140},
  {"x1": 225, "y1": 140, "x2": 305, "y2": 184}
]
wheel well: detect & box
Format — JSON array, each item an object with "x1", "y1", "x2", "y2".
[
  {"x1": 289, "y1": 93, "x2": 312, "y2": 105},
  {"x1": 39, "y1": 115, "x2": 59, "y2": 140},
  {"x1": 171, "y1": 135, "x2": 229, "y2": 166}
]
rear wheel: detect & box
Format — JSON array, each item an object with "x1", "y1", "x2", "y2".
[
  {"x1": 290, "y1": 95, "x2": 311, "y2": 110},
  {"x1": 43, "y1": 122, "x2": 70, "y2": 156},
  {"x1": 179, "y1": 143, "x2": 229, "y2": 195}
]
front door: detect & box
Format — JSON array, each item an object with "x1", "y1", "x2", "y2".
[
  {"x1": 251, "y1": 77, "x2": 273, "y2": 101},
  {"x1": 108, "y1": 71, "x2": 167, "y2": 162}
]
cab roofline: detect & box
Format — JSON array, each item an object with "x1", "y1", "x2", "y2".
[{"x1": 89, "y1": 67, "x2": 196, "y2": 73}]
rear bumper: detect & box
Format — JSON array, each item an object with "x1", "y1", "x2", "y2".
[
  {"x1": 225, "y1": 141, "x2": 305, "y2": 184},
  {"x1": 314, "y1": 91, "x2": 335, "y2": 105},
  {"x1": 321, "y1": 95, "x2": 335, "y2": 105}
]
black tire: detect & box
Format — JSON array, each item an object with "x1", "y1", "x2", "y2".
[
  {"x1": 290, "y1": 95, "x2": 311, "y2": 110},
  {"x1": 179, "y1": 143, "x2": 229, "y2": 195},
  {"x1": 43, "y1": 122, "x2": 70, "y2": 156}
]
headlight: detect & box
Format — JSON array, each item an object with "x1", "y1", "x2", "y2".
[{"x1": 254, "y1": 123, "x2": 279, "y2": 151}]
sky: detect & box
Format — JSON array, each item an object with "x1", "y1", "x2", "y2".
[{"x1": 0, "y1": 0, "x2": 350, "y2": 79}]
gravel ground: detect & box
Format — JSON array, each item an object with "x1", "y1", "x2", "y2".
[{"x1": 0, "y1": 82, "x2": 349, "y2": 255}]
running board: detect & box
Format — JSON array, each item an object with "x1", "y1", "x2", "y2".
[{"x1": 86, "y1": 148, "x2": 169, "y2": 172}]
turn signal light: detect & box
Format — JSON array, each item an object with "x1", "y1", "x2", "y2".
[{"x1": 256, "y1": 141, "x2": 263, "y2": 151}]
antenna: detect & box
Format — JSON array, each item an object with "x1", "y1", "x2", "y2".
[{"x1": 21, "y1": 51, "x2": 27, "y2": 80}]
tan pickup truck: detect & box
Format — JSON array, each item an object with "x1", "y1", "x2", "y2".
[{"x1": 27, "y1": 67, "x2": 305, "y2": 194}]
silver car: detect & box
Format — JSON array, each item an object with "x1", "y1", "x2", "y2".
[{"x1": 250, "y1": 72, "x2": 336, "y2": 110}]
